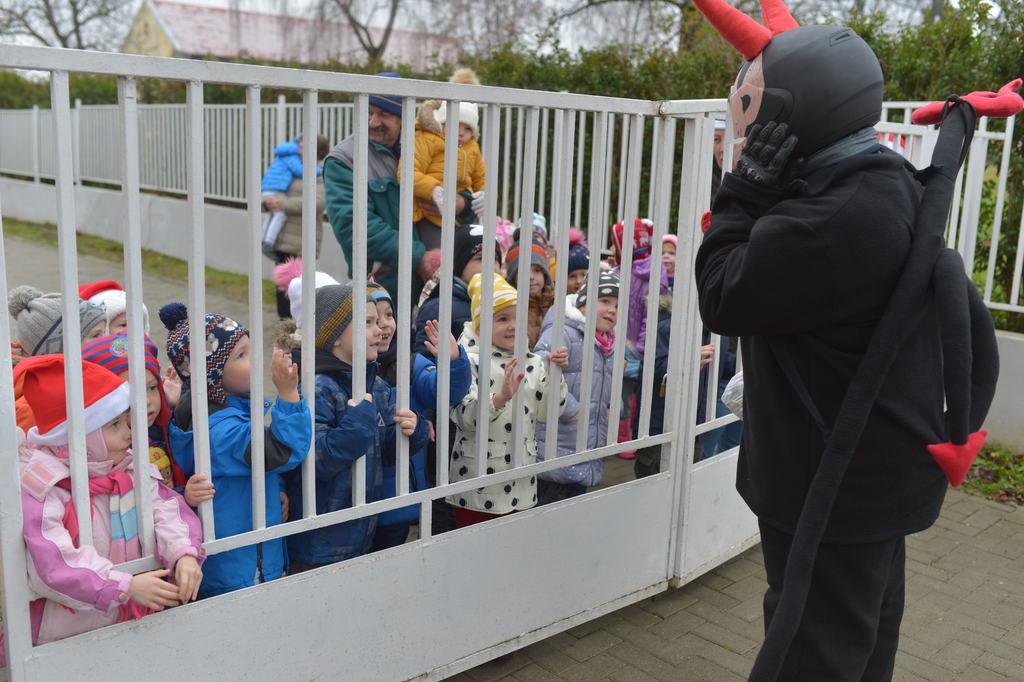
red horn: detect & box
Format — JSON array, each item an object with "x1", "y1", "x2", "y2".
[
  {"x1": 692, "y1": 0, "x2": 772, "y2": 61},
  {"x1": 760, "y1": 0, "x2": 799, "y2": 34}
]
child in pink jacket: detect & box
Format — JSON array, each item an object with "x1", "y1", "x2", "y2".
[{"x1": 12, "y1": 355, "x2": 204, "y2": 651}]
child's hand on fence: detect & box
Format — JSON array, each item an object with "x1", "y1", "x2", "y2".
[
  {"x1": 280, "y1": 491, "x2": 290, "y2": 522},
  {"x1": 700, "y1": 344, "x2": 716, "y2": 368},
  {"x1": 162, "y1": 366, "x2": 182, "y2": 408},
  {"x1": 394, "y1": 409, "x2": 418, "y2": 436},
  {"x1": 424, "y1": 319, "x2": 460, "y2": 360},
  {"x1": 184, "y1": 474, "x2": 215, "y2": 507},
  {"x1": 493, "y1": 357, "x2": 525, "y2": 410},
  {"x1": 174, "y1": 555, "x2": 203, "y2": 604},
  {"x1": 347, "y1": 393, "x2": 373, "y2": 407},
  {"x1": 547, "y1": 346, "x2": 569, "y2": 370},
  {"x1": 271, "y1": 348, "x2": 300, "y2": 402},
  {"x1": 129, "y1": 569, "x2": 180, "y2": 610}
]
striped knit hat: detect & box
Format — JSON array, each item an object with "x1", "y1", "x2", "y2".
[
  {"x1": 366, "y1": 282, "x2": 392, "y2": 305},
  {"x1": 158, "y1": 303, "x2": 248, "y2": 404},
  {"x1": 504, "y1": 237, "x2": 550, "y2": 288},
  {"x1": 468, "y1": 272, "x2": 518, "y2": 332},
  {"x1": 314, "y1": 283, "x2": 357, "y2": 351},
  {"x1": 82, "y1": 332, "x2": 170, "y2": 424}
]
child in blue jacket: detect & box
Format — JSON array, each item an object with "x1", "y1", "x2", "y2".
[
  {"x1": 261, "y1": 137, "x2": 322, "y2": 255},
  {"x1": 160, "y1": 303, "x2": 312, "y2": 598},
  {"x1": 366, "y1": 284, "x2": 471, "y2": 550},
  {"x1": 287, "y1": 283, "x2": 429, "y2": 570}
]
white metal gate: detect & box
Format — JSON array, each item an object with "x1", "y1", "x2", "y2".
[{"x1": 2, "y1": 44, "x2": 1013, "y2": 681}]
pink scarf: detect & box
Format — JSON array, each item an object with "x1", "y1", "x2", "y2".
[{"x1": 595, "y1": 330, "x2": 616, "y2": 357}]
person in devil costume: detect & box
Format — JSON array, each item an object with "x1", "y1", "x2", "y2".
[{"x1": 691, "y1": 0, "x2": 1022, "y2": 679}]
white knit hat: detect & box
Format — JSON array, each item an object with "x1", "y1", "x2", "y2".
[
  {"x1": 288, "y1": 271, "x2": 340, "y2": 327},
  {"x1": 78, "y1": 281, "x2": 150, "y2": 334},
  {"x1": 435, "y1": 101, "x2": 480, "y2": 140}
]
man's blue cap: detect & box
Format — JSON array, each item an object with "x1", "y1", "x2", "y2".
[{"x1": 368, "y1": 72, "x2": 402, "y2": 117}]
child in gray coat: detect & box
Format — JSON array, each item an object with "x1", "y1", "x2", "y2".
[{"x1": 534, "y1": 271, "x2": 620, "y2": 503}]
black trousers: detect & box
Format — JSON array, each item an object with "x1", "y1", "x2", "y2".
[{"x1": 758, "y1": 520, "x2": 906, "y2": 682}]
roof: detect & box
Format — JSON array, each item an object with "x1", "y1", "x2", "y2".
[{"x1": 140, "y1": 0, "x2": 457, "y2": 68}]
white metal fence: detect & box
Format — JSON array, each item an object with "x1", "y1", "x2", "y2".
[
  {"x1": 0, "y1": 43, "x2": 1018, "y2": 681},
  {"x1": 0, "y1": 44, "x2": 755, "y2": 681}
]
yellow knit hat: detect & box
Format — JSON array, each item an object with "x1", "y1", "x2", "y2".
[{"x1": 469, "y1": 272, "x2": 517, "y2": 332}]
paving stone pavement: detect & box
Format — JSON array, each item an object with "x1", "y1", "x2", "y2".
[
  {"x1": 5, "y1": 236, "x2": 1022, "y2": 682},
  {"x1": 454, "y1": 482, "x2": 1024, "y2": 682}
]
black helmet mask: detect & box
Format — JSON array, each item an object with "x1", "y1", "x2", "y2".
[{"x1": 700, "y1": 0, "x2": 885, "y2": 165}]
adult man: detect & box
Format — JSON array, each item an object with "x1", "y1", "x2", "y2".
[
  {"x1": 323, "y1": 73, "x2": 463, "y2": 301},
  {"x1": 692, "y1": 0, "x2": 1002, "y2": 680}
]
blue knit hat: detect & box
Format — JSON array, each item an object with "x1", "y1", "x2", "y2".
[
  {"x1": 158, "y1": 303, "x2": 248, "y2": 404},
  {"x1": 368, "y1": 72, "x2": 402, "y2": 117},
  {"x1": 566, "y1": 241, "x2": 589, "y2": 273}
]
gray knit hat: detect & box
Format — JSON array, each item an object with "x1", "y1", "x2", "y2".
[
  {"x1": 313, "y1": 283, "x2": 357, "y2": 351},
  {"x1": 577, "y1": 270, "x2": 620, "y2": 309},
  {"x1": 8, "y1": 285, "x2": 106, "y2": 356}
]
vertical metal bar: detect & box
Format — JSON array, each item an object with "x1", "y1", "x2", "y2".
[
  {"x1": 514, "y1": 106, "x2": 525, "y2": 222},
  {"x1": 638, "y1": 117, "x2": 676, "y2": 438},
  {"x1": 0, "y1": 199, "x2": 33, "y2": 680},
  {"x1": 298, "y1": 91, "x2": 320, "y2": 517},
  {"x1": 246, "y1": 86, "x2": 267, "y2": 530},
  {"x1": 434, "y1": 99, "x2": 459, "y2": 488},
  {"x1": 502, "y1": 106, "x2": 512, "y2": 219},
  {"x1": 276, "y1": 93, "x2": 286, "y2": 145},
  {"x1": 538, "y1": 107, "x2": 549, "y2": 219},
  {"x1": 574, "y1": 110, "x2": 585, "y2": 230},
  {"x1": 118, "y1": 77, "x2": 155, "y2": 555},
  {"x1": 475, "y1": 103, "x2": 501, "y2": 479},
  {"x1": 73, "y1": 97, "x2": 82, "y2": 185},
  {"x1": 543, "y1": 109, "x2": 575, "y2": 465},
  {"x1": 418, "y1": 500, "x2": 433, "y2": 540},
  {"x1": 958, "y1": 134, "x2": 987, "y2": 274},
  {"x1": 31, "y1": 104, "x2": 40, "y2": 183},
  {"x1": 647, "y1": 116, "x2": 661, "y2": 219},
  {"x1": 50, "y1": 72, "x2": 93, "y2": 547},
  {"x1": 603, "y1": 116, "x2": 615, "y2": 248},
  {"x1": 396, "y1": 97, "x2": 416, "y2": 497},
  {"x1": 984, "y1": 115, "x2": 1014, "y2": 303},
  {"x1": 575, "y1": 112, "x2": 608, "y2": 455},
  {"x1": 351, "y1": 94, "x2": 369, "y2": 506},
  {"x1": 617, "y1": 115, "x2": 630, "y2": 222},
  {"x1": 510, "y1": 107, "x2": 539, "y2": 469},
  {"x1": 1009, "y1": 199, "x2": 1024, "y2": 307},
  {"x1": 186, "y1": 80, "x2": 215, "y2": 542},
  {"x1": 606, "y1": 114, "x2": 644, "y2": 448}
]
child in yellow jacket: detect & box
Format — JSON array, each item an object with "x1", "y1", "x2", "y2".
[{"x1": 401, "y1": 69, "x2": 486, "y2": 251}]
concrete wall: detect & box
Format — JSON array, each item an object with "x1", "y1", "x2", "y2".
[
  {"x1": 0, "y1": 176, "x2": 349, "y2": 283},
  {"x1": 985, "y1": 330, "x2": 1024, "y2": 451}
]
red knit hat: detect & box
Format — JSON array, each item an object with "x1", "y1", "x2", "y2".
[
  {"x1": 611, "y1": 219, "x2": 655, "y2": 262},
  {"x1": 15, "y1": 354, "x2": 131, "y2": 446}
]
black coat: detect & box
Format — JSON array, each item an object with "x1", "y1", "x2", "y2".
[{"x1": 696, "y1": 150, "x2": 948, "y2": 543}]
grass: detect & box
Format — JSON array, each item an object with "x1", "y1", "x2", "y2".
[
  {"x1": 2, "y1": 218, "x2": 276, "y2": 305},
  {"x1": 961, "y1": 443, "x2": 1024, "y2": 505}
]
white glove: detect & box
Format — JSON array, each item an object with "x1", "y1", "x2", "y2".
[
  {"x1": 471, "y1": 191, "x2": 485, "y2": 215},
  {"x1": 431, "y1": 186, "x2": 445, "y2": 212}
]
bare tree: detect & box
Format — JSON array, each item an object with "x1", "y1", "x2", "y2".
[
  {"x1": 321, "y1": 0, "x2": 402, "y2": 63},
  {"x1": 410, "y1": 0, "x2": 548, "y2": 56},
  {"x1": 0, "y1": 0, "x2": 132, "y2": 49}
]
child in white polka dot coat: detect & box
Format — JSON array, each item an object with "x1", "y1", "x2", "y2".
[{"x1": 448, "y1": 273, "x2": 571, "y2": 525}]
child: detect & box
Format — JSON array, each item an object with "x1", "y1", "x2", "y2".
[
  {"x1": 662, "y1": 234, "x2": 677, "y2": 290},
  {"x1": 505, "y1": 236, "x2": 555, "y2": 351},
  {"x1": 160, "y1": 303, "x2": 311, "y2": 598},
  {"x1": 565, "y1": 230, "x2": 590, "y2": 295},
  {"x1": 261, "y1": 136, "x2": 323, "y2": 256},
  {"x1": 78, "y1": 280, "x2": 150, "y2": 335},
  {"x1": 82, "y1": 332, "x2": 188, "y2": 490},
  {"x1": 286, "y1": 284, "x2": 428, "y2": 570},
  {"x1": 9, "y1": 285, "x2": 107, "y2": 431},
  {"x1": 15, "y1": 355, "x2": 203, "y2": 649},
  {"x1": 448, "y1": 273, "x2": 569, "y2": 527},
  {"x1": 413, "y1": 224, "x2": 502, "y2": 356},
  {"x1": 403, "y1": 94, "x2": 485, "y2": 249},
  {"x1": 367, "y1": 284, "x2": 472, "y2": 550},
  {"x1": 611, "y1": 219, "x2": 670, "y2": 459},
  {"x1": 535, "y1": 271, "x2": 619, "y2": 503}
]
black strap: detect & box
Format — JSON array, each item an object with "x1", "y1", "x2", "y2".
[{"x1": 766, "y1": 337, "x2": 831, "y2": 440}]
